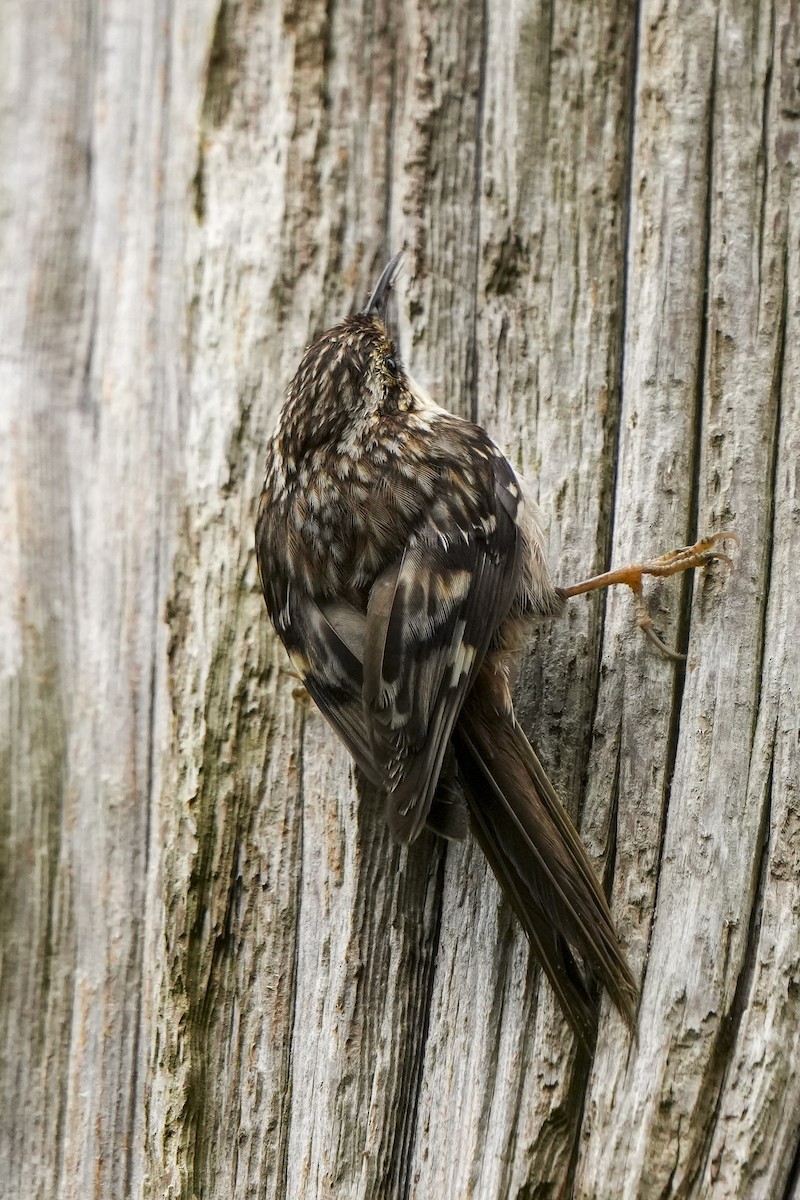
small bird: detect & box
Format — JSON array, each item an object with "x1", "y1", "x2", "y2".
[{"x1": 255, "y1": 254, "x2": 735, "y2": 1045}]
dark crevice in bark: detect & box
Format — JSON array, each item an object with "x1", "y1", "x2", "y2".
[
  {"x1": 755, "y1": 1, "x2": 775, "y2": 317},
  {"x1": 669, "y1": 60, "x2": 781, "y2": 1186},
  {"x1": 577, "y1": 0, "x2": 641, "y2": 836},
  {"x1": 644, "y1": 15, "x2": 719, "y2": 985},
  {"x1": 29, "y1": 665, "x2": 73, "y2": 1200},
  {"x1": 605, "y1": 0, "x2": 675, "y2": 992},
  {"x1": 472, "y1": 922, "x2": 520, "y2": 1198},
  {"x1": 699, "y1": 228, "x2": 788, "y2": 1200},
  {"x1": 191, "y1": 855, "x2": 245, "y2": 1198},
  {"x1": 676, "y1": 729, "x2": 777, "y2": 1200},
  {"x1": 499, "y1": 961, "x2": 545, "y2": 1197},
  {"x1": 395, "y1": 843, "x2": 448, "y2": 1200},
  {"x1": 573, "y1": 0, "x2": 641, "y2": 926},
  {"x1": 131, "y1": 14, "x2": 179, "y2": 1188},
  {"x1": 272, "y1": 0, "x2": 334, "y2": 327},
  {"x1": 541, "y1": 0, "x2": 553, "y2": 147},
  {"x1": 200, "y1": 0, "x2": 235, "y2": 129},
  {"x1": 562, "y1": 744, "x2": 624, "y2": 1198},
  {"x1": 751, "y1": 245, "x2": 787, "y2": 748},
  {"x1": 193, "y1": 0, "x2": 230, "y2": 219},
  {"x1": 676, "y1": 10, "x2": 719, "y2": 648},
  {"x1": 688, "y1": 731, "x2": 775, "y2": 1199},
  {"x1": 600, "y1": 739, "x2": 623, "y2": 906},
  {"x1": 468, "y1": 0, "x2": 489, "y2": 426},
  {"x1": 558, "y1": 5, "x2": 643, "y2": 1185},
  {"x1": 276, "y1": 707, "x2": 307, "y2": 1200},
  {"x1": 783, "y1": 1121, "x2": 800, "y2": 1200},
  {"x1": 129, "y1": 215, "x2": 176, "y2": 1200},
  {"x1": 185, "y1": 763, "x2": 247, "y2": 1199},
  {"x1": 52, "y1": 938, "x2": 77, "y2": 1200},
  {"x1": 125, "y1": 557, "x2": 161, "y2": 1199},
  {"x1": 602, "y1": 0, "x2": 642, "y2": 581},
  {"x1": 383, "y1": 46, "x2": 398, "y2": 256},
  {"x1": 646, "y1": 658, "x2": 686, "y2": 977},
  {"x1": 562, "y1": 1055, "x2": 599, "y2": 1200}
]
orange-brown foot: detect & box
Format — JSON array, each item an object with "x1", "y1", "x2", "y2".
[{"x1": 559, "y1": 532, "x2": 739, "y2": 660}]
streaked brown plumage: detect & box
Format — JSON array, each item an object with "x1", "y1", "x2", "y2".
[{"x1": 256, "y1": 254, "x2": 735, "y2": 1045}]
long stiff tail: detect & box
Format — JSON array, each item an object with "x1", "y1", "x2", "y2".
[{"x1": 453, "y1": 666, "x2": 637, "y2": 1046}]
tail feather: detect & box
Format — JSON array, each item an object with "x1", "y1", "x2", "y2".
[{"x1": 454, "y1": 671, "x2": 637, "y2": 1045}]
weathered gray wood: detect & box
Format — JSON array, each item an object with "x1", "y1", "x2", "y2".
[
  {"x1": 576, "y1": 4, "x2": 800, "y2": 1197},
  {"x1": 2, "y1": 0, "x2": 798, "y2": 1198}
]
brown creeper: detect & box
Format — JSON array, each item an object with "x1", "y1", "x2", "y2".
[{"x1": 255, "y1": 254, "x2": 736, "y2": 1044}]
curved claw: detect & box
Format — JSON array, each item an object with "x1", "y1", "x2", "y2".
[
  {"x1": 632, "y1": 588, "x2": 686, "y2": 662},
  {"x1": 639, "y1": 617, "x2": 686, "y2": 662},
  {"x1": 703, "y1": 551, "x2": 733, "y2": 569}
]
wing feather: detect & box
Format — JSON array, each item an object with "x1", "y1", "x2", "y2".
[
  {"x1": 272, "y1": 588, "x2": 380, "y2": 785},
  {"x1": 364, "y1": 456, "x2": 524, "y2": 842}
]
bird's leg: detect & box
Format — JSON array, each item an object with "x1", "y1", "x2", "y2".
[{"x1": 558, "y1": 532, "x2": 739, "y2": 661}]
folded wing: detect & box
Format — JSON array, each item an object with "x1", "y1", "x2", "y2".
[{"x1": 363, "y1": 457, "x2": 523, "y2": 842}]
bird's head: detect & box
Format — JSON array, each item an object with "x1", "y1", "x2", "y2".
[{"x1": 278, "y1": 255, "x2": 413, "y2": 461}]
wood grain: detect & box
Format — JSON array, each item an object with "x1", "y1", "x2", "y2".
[{"x1": 1, "y1": 0, "x2": 798, "y2": 1197}]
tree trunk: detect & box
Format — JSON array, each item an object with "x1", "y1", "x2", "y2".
[{"x1": 2, "y1": 0, "x2": 799, "y2": 1197}]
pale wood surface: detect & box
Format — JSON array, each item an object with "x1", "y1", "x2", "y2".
[{"x1": 2, "y1": 1, "x2": 799, "y2": 1197}]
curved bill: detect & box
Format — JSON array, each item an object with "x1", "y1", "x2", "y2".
[{"x1": 362, "y1": 251, "x2": 404, "y2": 317}]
